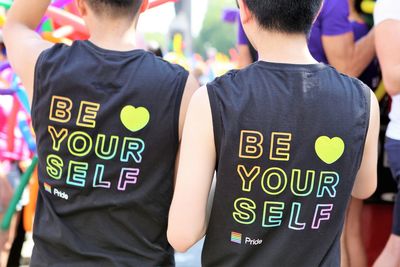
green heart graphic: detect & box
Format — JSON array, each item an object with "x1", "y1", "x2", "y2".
[
  {"x1": 315, "y1": 136, "x2": 345, "y2": 165},
  {"x1": 120, "y1": 106, "x2": 150, "y2": 132}
]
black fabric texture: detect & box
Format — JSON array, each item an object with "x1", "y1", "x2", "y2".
[
  {"x1": 203, "y1": 61, "x2": 371, "y2": 267},
  {"x1": 30, "y1": 41, "x2": 188, "y2": 267}
]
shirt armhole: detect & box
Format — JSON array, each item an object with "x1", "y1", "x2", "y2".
[
  {"x1": 173, "y1": 68, "x2": 190, "y2": 144},
  {"x1": 356, "y1": 81, "x2": 372, "y2": 170},
  {"x1": 31, "y1": 48, "x2": 51, "y2": 130},
  {"x1": 207, "y1": 83, "x2": 223, "y2": 170}
]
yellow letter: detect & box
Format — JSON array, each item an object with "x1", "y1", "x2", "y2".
[
  {"x1": 270, "y1": 132, "x2": 292, "y2": 161},
  {"x1": 239, "y1": 130, "x2": 264, "y2": 159},
  {"x1": 48, "y1": 126, "x2": 68, "y2": 151},
  {"x1": 49, "y1": 96, "x2": 73, "y2": 123},
  {"x1": 77, "y1": 101, "x2": 100, "y2": 128},
  {"x1": 237, "y1": 165, "x2": 261, "y2": 192}
]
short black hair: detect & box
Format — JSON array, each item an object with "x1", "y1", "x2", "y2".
[
  {"x1": 244, "y1": 0, "x2": 324, "y2": 34},
  {"x1": 86, "y1": 0, "x2": 143, "y2": 18}
]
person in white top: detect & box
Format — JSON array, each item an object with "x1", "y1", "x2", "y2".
[{"x1": 373, "y1": 0, "x2": 400, "y2": 266}]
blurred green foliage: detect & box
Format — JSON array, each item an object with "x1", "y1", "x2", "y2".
[{"x1": 194, "y1": 0, "x2": 236, "y2": 56}]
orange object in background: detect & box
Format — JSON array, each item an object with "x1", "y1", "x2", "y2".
[
  {"x1": 45, "y1": 6, "x2": 89, "y2": 39},
  {"x1": 23, "y1": 166, "x2": 38, "y2": 232},
  {"x1": 64, "y1": 2, "x2": 80, "y2": 17}
]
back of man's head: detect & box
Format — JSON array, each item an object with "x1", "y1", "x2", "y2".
[
  {"x1": 85, "y1": 0, "x2": 144, "y2": 18},
  {"x1": 244, "y1": 0, "x2": 323, "y2": 34}
]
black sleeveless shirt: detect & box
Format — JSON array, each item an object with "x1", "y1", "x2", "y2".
[
  {"x1": 31, "y1": 41, "x2": 188, "y2": 267},
  {"x1": 203, "y1": 61, "x2": 370, "y2": 267}
]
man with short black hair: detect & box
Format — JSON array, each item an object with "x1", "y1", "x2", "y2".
[
  {"x1": 168, "y1": 0, "x2": 380, "y2": 266},
  {"x1": 3, "y1": 0, "x2": 198, "y2": 266},
  {"x1": 86, "y1": 0, "x2": 142, "y2": 16}
]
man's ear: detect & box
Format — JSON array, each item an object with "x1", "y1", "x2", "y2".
[
  {"x1": 140, "y1": 0, "x2": 149, "y2": 13},
  {"x1": 239, "y1": 0, "x2": 252, "y2": 24},
  {"x1": 75, "y1": 0, "x2": 88, "y2": 17}
]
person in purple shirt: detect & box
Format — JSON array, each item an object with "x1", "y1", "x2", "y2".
[
  {"x1": 308, "y1": 0, "x2": 375, "y2": 77},
  {"x1": 309, "y1": 1, "x2": 378, "y2": 267},
  {"x1": 342, "y1": 2, "x2": 381, "y2": 267}
]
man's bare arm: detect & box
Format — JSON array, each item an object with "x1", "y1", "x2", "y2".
[
  {"x1": 168, "y1": 86, "x2": 216, "y2": 252},
  {"x1": 3, "y1": 0, "x2": 53, "y2": 103},
  {"x1": 352, "y1": 92, "x2": 380, "y2": 199},
  {"x1": 322, "y1": 30, "x2": 375, "y2": 77},
  {"x1": 375, "y1": 19, "x2": 400, "y2": 96},
  {"x1": 178, "y1": 74, "x2": 200, "y2": 141},
  {"x1": 174, "y1": 74, "x2": 199, "y2": 184}
]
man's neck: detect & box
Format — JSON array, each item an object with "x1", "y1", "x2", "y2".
[
  {"x1": 88, "y1": 17, "x2": 138, "y2": 51},
  {"x1": 254, "y1": 31, "x2": 318, "y2": 65}
]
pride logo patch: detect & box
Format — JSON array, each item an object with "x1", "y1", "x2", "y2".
[
  {"x1": 44, "y1": 183, "x2": 52, "y2": 194},
  {"x1": 231, "y1": 232, "x2": 242, "y2": 244}
]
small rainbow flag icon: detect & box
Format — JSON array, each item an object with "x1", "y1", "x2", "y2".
[
  {"x1": 44, "y1": 183, "x2": 52, "y2": 194},
  {"x1": 231, "y1": 232, "x2": 242, "y2": 244}
]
